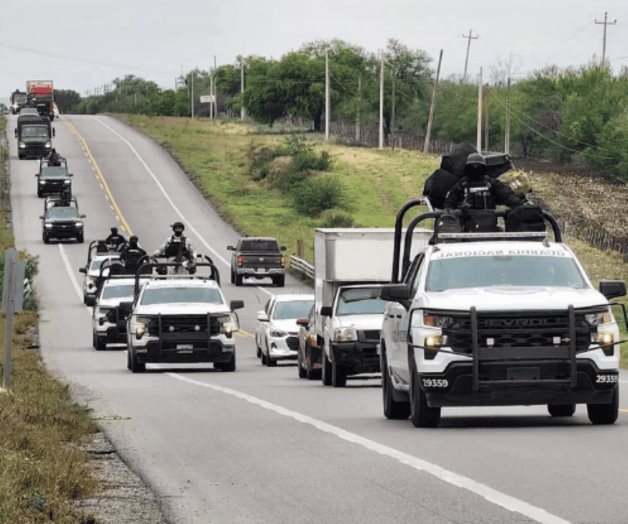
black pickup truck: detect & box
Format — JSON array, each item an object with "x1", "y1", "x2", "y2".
[{"x1": 227, "y1": 237, "x2": 286, "y2": 287}]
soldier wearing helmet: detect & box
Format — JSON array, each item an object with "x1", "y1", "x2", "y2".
[
  {"x1": 443, "y1": 153, "x2": 527, "y2": 210},
  {"x1": 154, "y1": 221, "x2": 197, "y2": 261},
  {"x1": 120, "y1": 235, "x2": 147, "y2": 273},
  {"x1": 105, "y1": 226, "x2": 127, "y2": 250}
]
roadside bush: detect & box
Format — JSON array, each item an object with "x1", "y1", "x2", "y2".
[
  {"x1": 291, "y1": 176, "x2": 343, "y2": 216},
  {"x1": 319, "y1": 208, "x2": 355, "y2": 227}
]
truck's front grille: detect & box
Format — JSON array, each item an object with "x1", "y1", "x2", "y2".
[
  {"x1": 445, "y1": 312, "x2": 592, "y2": 353},
  {"x1": 361, "y1": 330, "x2": 381, "y2": 341},
  {"x1": 286, "y1": 336, "x2": 300, "y2": 351}
]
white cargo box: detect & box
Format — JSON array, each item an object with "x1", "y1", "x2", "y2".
[{"x1": 314, "y1": 228, "x2": 430, "y2": 282}]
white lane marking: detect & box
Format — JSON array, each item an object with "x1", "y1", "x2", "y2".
[
  {"x1": 92, "y1": 116, "x2": 273, "y2": 297},
  {"x1": 58, "y1": 244, "x2": 85, "y2": 302},
  {"x1": 167, "y1": 372, "x2": 569, "y2": 524}
]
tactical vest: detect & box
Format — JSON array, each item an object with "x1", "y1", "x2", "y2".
[
  {"x1": 461, "y1": 178, "x2": 495, "y2": 210},
  {"x1": 164, "y1": 236, "x2": 188, "y2": 258}
]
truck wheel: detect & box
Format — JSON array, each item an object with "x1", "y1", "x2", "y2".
[
  {"x1": 409, "y1": 364, "x2": 441, "y2": 428},
  {"x1": 382, "y1": 349, "x2": 410, "y2": 420},
  {"x1": 19, "y1": 153, "x2": 24, "y2": 160},
  {"x1": 77, "y1": 233, "x2": 84, "y2": 244},
  {"x1": 217, "y1": 352, "x2": 236, "y2": 372},
  {"x1": 128, "y1": 349, "x2": 145, "y2": 373},
  {"x1": 265, "y1": 352, "x2": 277, "y2": 367},
  {"x1": 235, "y1": 273, "x2": 243, "y2": 286},
  {"x1": 230, "y1": 269, "x2": 235, "y2": 285},
  {"x1": 321, "y1": 349, "x2": 332, "y2": 386},
  {"x1": 547, "y1": 404, "x2": 576, "y2": 417},
  {"x1": 331, "y1": 360, "x2": 347, "y2": 387},
  {"x1": 42, "y1": 233, "x2": 49, "y2": 244},
  {"x1": 274, "y1": 275, "x2": 285, "y2": 287},
  {"x1": 256, "y1": 344, "x2": 261, "y2": 358},
  {"x1": 587, "y1": 389, "x2": 618, "y2": 425},
  {"x1": 93, "y1": 333, "x2": 106, "y2": 351},
  {"x1": 37, "y1": 189, "x2": 42, "y2": 197},
  {"x1": 298, "y1": 350, "x2": 307, "y2": 379}
]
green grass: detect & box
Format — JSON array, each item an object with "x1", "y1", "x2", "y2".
[
  {"x1": 0, "y1": 115, "x2": 98, "y2": 523},
  {"x1": 123, "y1": 115, "x2": 628, "y2": 366}
]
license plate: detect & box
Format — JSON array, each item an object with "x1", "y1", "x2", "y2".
[{"x1": 177, "y1": 344, "x2": 194, "y2": 350}]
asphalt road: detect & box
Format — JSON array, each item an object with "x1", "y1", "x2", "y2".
[{"x1": 7, "y1": 114, "x2": 628, "y2": 524}]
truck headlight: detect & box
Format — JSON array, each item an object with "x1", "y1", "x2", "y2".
[
  {"x1": 422, "y1": 312, "x2": 456, "y2": 328},
  {"x1": 19, "y1": 142, "x2": 26, "y2": 149},
  {"x1": 75, "y1": 221, "x2": 83, "y2": 227},
  {"x1": 218, "y1": 314, "x2": 238, "y2": 338},
  {"x1": 44, "y1": 142, "x2": 52, "y2": 149},
  {"x1": 135, "y1": 324, "x2": 146, "y2": 339},
  {"x1": 270, "y1": 329, "x2": 287, "y2": 338},
  {"x1": 586, "y1": 309, "x2": 616, "y2": 356},
  {"x1": 44, "y1": 222, "x2": 53, "y2": 228},
  {"x1": 334, "y1": 327, "x2": 357, "y2": 342},
  {"x1": 64, "y1": 179, "x2": 71, "y2": 184}
]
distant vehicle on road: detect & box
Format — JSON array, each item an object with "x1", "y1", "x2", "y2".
[
  {"x1": 39, "y1": 205, "x2": 85, "y2": 244},
  {"x1": 35, "y1": 164, "x2": 72, "y2": 197},
  {"x1": 26, "y1": 80, "x2": 55, "y2": 120},
  {"x1": 10, "y1": 90, "x2": 27, "y2": 114},
  {"x1": 228, "y1": 237, "x2": 286, "y2": 287},
  {"x1": 15, "y1": 113, "x2": 54, "y2": 159},
  {"x1": 255, "y1": 294, "x2": 314, "y2": 367}
]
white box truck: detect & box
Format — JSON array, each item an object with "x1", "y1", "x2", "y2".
[{"x1": 315, "y1": 228, "x2": 430, "y2": 387}]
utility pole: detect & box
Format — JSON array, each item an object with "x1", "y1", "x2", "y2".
[
  {"x1": 325, "y1": 50, "x2": 330, "y2": 141},
  {"x1": 379, "y1": 51, "x2": 384, "y2": 150},
  {"x1": 477, "y1": 67, "x2": 483, "y2": 152},
  {"x1": 190, "y1": 72, "x2": 194, "y2": 118},
  {"x1": 424, "y1": 49, "x2": 443, "y2": 154},
  {"x1": 462, "y1": 29, "x2": 479, "y2": 82},
  {"x1": 484, "y1": 84, "x2": 489, "y2": 152},
  {"x1": 356, "y1": 75, "x2": 362, "y2": 142},
  {"x1": 505, "y1": 77, "x2": 511, "y2": 154},
  {"x1": 240, "y1": 59, "x2": 246, "y2": 121},
  {"x1": 595, "y1": 12, "x2": 617, "y2": 66},
  {"x1": 209, "y1": 76, "x2": 214, "y2": 119},
  {"x1": 213, "y1": 55, "x2": 218, "y2": 119},
  {"x1": 391, "y1": 77, "x2": 396, "y2": 148}
]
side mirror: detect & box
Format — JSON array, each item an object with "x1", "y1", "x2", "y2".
[
  {"x1": 80, "y1": 214, "x2": 86, "y2": 219},
  {"x1": 381, "y1": 283, "x2": 411, "y2": 303},
  {"x1": 79, "y1": 267, "x2": 87, "y2": 274},
  {"x1": 320, "y1": 306, "x2": 332, "y2": 317},
  {"x1": 256, "y1": 311, "x2": 269, "y2": 322},
  {"x1": 280, "y1": 246, "x2": 286, "y2": 251},
  {"x1": 227, "y1": 245, "x2": 235, "y2": 251},
  {"x1": 39, "y1": 215, "x2": 44, "y2": 219},
  {"x1": 599, "y1": 280, "x2": 626, "y2": 300},
  {"x1": 69, "y1": 173, "x2": 74, "y2": 177},
  {"x1": 296, "y1": 317, "x2": 309, "y2": 327},
  {"x1": 230, "y1": 299, "x2": 244, "y2": 311}
]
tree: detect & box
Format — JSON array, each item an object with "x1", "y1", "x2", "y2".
[{"x1": 54, "y1": 90, "x2": 81, "y2": 113}]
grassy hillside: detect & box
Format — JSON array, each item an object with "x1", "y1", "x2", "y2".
[{"x1": 123, "y1": 115, "x2": 627, "y2": 365}]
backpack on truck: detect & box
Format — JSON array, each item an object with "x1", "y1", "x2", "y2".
[{"x1": 505, "y1": 205, "x2": 546, "y2": 233}]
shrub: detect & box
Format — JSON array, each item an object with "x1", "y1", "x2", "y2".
[
  {"x1": 291, "y1": 176, "x2": 343, "y2": 216},
  {"x1": 319, "y1": 209, "x2": 355, "y2": 227}
]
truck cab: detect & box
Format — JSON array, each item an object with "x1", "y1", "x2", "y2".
[
  {"x1": 380, "y1": 201, "x2": 626, "y2": 427},
  {"x1": 15, "y1": 114, "x2": 54, "y2": 159}
]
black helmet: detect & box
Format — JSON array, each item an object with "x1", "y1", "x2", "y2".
[
  {"x1": 171, "y1": 221, "x2": 185, "y2": 230},
  {"x1": 465, "y1": 153, "x2": 486, "y2": 167},
  {"x1": 111, "y1": 226, "x2": 118, "y2": 234},
  {"x1": 129, "y1": 235, "x2": 139, "y2": 246}
]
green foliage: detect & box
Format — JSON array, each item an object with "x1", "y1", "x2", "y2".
[
  {"x1": 319, "y1": 208, "x2": 355, "y2": 227},
  {"x1": 53, "y1": 90, "x2": 82, "y2": 113},
  {"x1": 291, "y1": 176, "x2": 343, "y2": 216}
]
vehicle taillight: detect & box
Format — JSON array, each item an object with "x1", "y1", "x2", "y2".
[{"x1": 236, "y1": 255, "x2": 244, "y2": 267}]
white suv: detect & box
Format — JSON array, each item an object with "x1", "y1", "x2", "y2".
[
  {"x1": 80, "y1": 253, "x2": 120, "y2": 306},
  {"x1": 380, "y1": 215, "x2": 625, "y2": 427},
  {"x1": 127, "y1": 277, "x2": 243, "y2": 373}
]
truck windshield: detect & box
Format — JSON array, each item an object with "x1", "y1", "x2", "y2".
[
  {"x1": 273, "y1": 300, "x2": 314, "y2": 320},
  {"x1": 240, "y1": 239, "x2": 279, "y2": 252},
  {"x1": 426, "y1": 255, "x2": 587, "y2": 291},
  {"x1": 336, "y1": 288, "x2": 387, "y2": 316},
  {"x1": 141, "y1": 287, "x2": 223, "y2": 305},
  {"x1": 47, "y1": 207, "x2": 78, "y2": 220},
  {"x1": 102, "y1": 284, "x2": 134, "y2": 299},
  {"x1": 21, "y1": 125, "x2": 49, "y2": 138}
]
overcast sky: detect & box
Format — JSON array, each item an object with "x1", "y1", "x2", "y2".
[{"x1": 1, "y1": 0, "x2": 627, "y2": 102}]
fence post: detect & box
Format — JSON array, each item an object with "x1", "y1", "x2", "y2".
[{"x1": 296, "y1": 239, "x2": 304, "y2": 259}]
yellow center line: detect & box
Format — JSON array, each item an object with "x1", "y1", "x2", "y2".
[
  {"x1": 237, "y1": 329, "x2": 254, "y2": 337},
  {"x1": 62, "y1": 117, "x2": 133, "y2": 236},
  {"x1": 620, "y1": 408, "x2": 628, "y2": 414}
]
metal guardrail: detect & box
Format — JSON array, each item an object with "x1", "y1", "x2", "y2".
[{"x1": 289, "y1": 255, "x2": 315, "y2": 280}]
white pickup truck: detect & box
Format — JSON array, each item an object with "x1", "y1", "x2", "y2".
[
  {"x1": 379, "y1": 202, "x2": 626, "y2": 427},
  {"x1": 125, "y1": 261, "x2": 243, "y2": 373}
]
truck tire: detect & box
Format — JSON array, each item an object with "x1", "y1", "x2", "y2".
[
  {"x1": 547, "y1": 404, "x2": 576, "y2": 417},
  {"x1": 265, "y1": 352, "x2": 277, "y2": 367},
  {"x1": 321, "y1": 349, "x2": 332, "y2": 386},
  {"x1": 77, "y1": 233, "x2": 84, "y2": 244},
  {"x1": 235, "y1": 273, "x2": 243, "y2": 286},
  {"x1": 256, "y1": 344, "x2": 262, "y2": 358},
  {"x1": 128, "y1": 349, "x2": 146, "y2": 373},
  {"x1": 230, "y1": 269, "x2": 235, "y2": 285},
  {"x1": 274, "y1": 275, "x2": 285, "y2": 287},
  {"x1": 216, "y1": 353, "x2": 236, "y2": 372},
  {"x1": 587, "y1": 389, "x2": 618, "y2": 425},
  {"x1": 42, "y1": 233, "x2": 49, "y2": 244},
  {"x1": 331, "y1": 360, "x2": 347, "y2": 387},
  {"x1": 93, "y1": 333, "x2": 106, "y2": 351},
  {"x1": 381, "y1": 349, "x2": 410, "y2": 420},
  {"x1": 409, "y1": 362, "x2": 441, "y2": 428}
]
